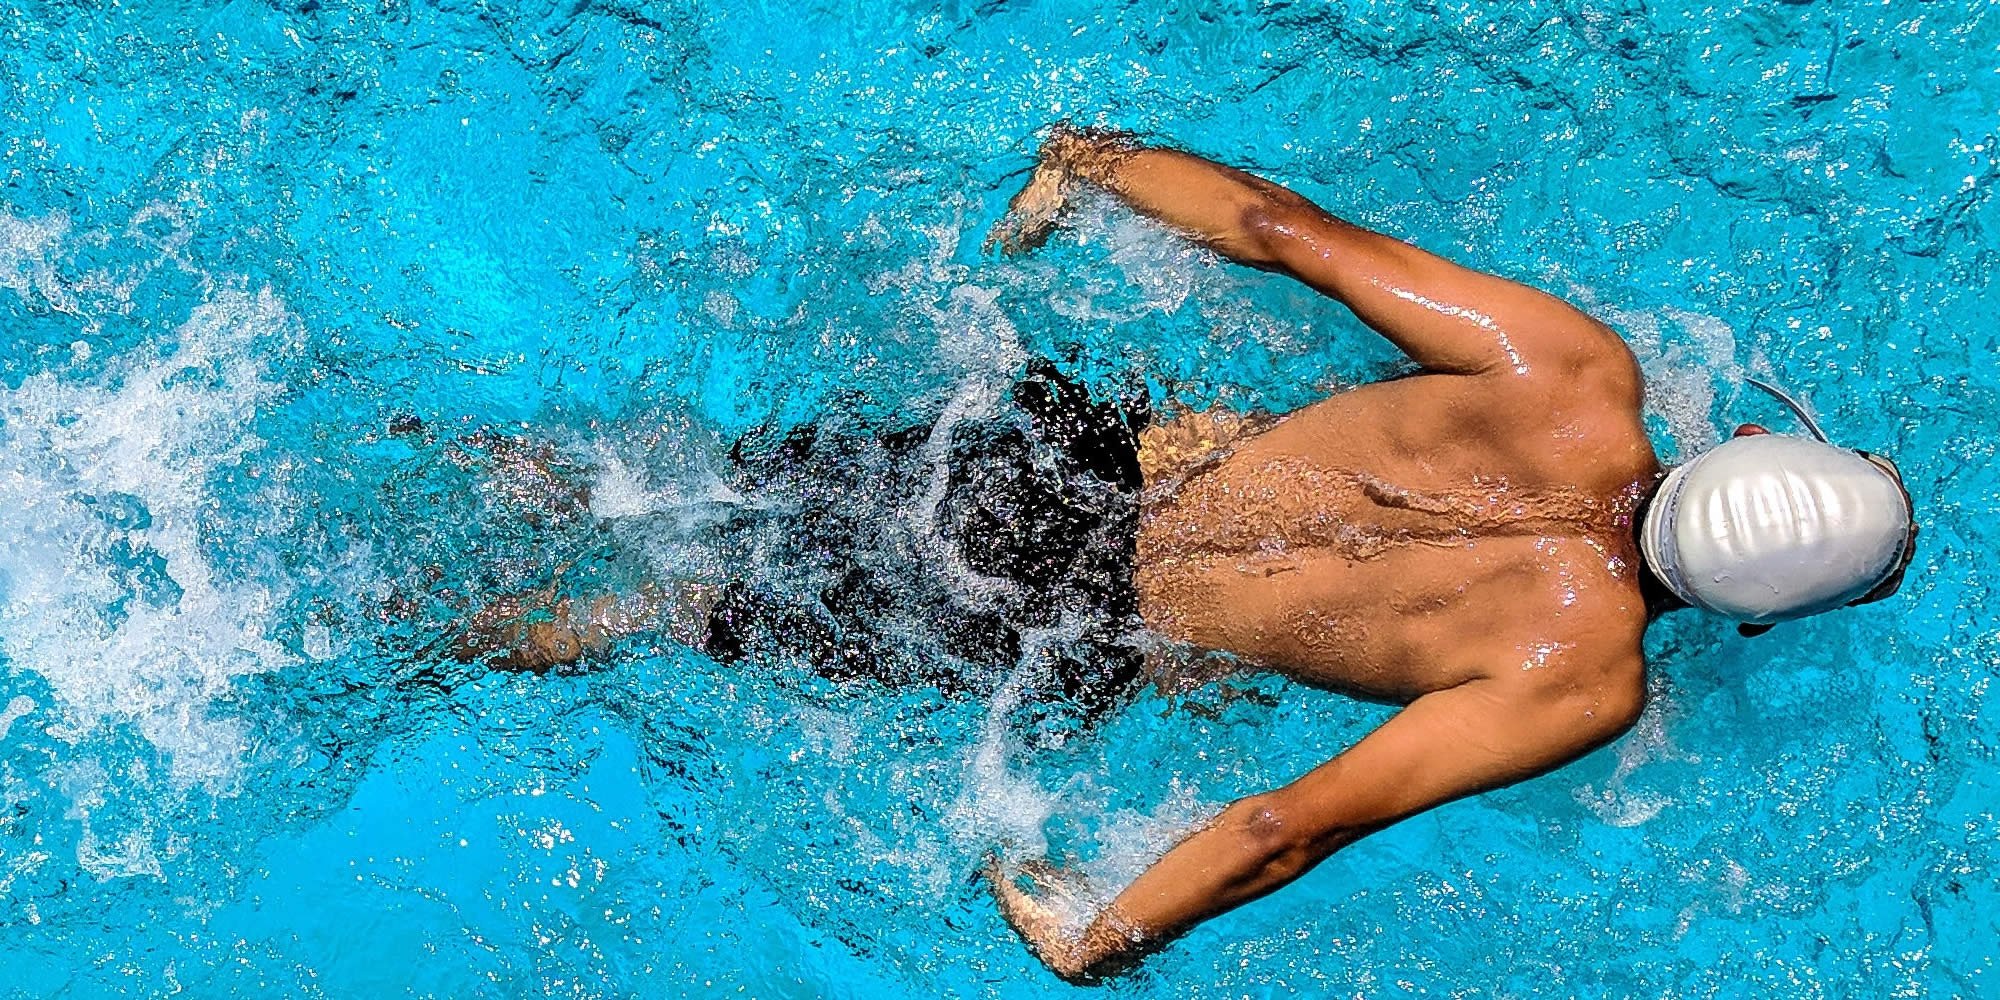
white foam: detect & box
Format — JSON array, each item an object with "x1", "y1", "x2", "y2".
[
  {"x1": 1076, "y1": 777, "x2": 1214, "y2": 894},
  {"x1": 904, "y1": 282, "x2": 1029, "y2": 609},
  {"x1": 0, "y1": 279, "x2": 301, "y2": 792},
  {"x1": 588, "y1": 451, "x2": 666, "y2": 519},
  {"x1": 587, "y1": 441, "x2": 746, "y2": 524},
  {"x1": 0, "y1": 209, "x2": 80, "y2": 315},
  {"x1": 947, "y1": 655, "x2": 1060, "y2": 860},
  {"x1": 0, "y1": 695, "x2": 33, "y2": 741}
]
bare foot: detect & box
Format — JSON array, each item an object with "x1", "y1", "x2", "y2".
[
  {"x1": 451, "y1": 581, "x2": 719, "y2": 672},
  {"x1": 985, "y1": 853, "x2": 1142, "y2": 983},
  {"x1": 987, "y1": 124, "x2": 1149, "y2": 256}
]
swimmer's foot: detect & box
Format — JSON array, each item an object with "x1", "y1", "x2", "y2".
[
  {"x1": 451, "y1": 581, "x2": 719, "y2": 672},
  {"x1": 1014, "y1": 857, "x2": 1095, "y2": 900},
  {"x1": 989, "y1": 123, "x2": 1150, "y2": 255},
  {"x1": 984, "y1": 855, "x2": 1076, "y2": 970}
]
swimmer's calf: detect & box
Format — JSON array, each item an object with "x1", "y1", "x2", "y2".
[{"x1": 451, "y1": 581, "x2": 717, "y2": 671}]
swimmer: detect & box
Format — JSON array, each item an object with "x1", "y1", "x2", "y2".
[
  {"x1": 449, "y1": 125, "x2": 1917, "y2": 981},
  {"x1": 973, "y1": 125, "x2": 1916, "y2": 981}
]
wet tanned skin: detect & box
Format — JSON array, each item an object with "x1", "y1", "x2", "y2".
[{"x1": 984, "y1": 127, "x2": 1666, "y2": 982}]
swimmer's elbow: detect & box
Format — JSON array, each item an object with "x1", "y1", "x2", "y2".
[
  {"x1": 1228, "y1": 794, "x2": 1348, "y2": 887},
  {"x1": 1235, "y1": 197, "x2": 1340, "y2": 273},
  {"x1": 1544, "y1": 660, "x2": 1647, "y2": 748},
  {"x1": 1232, "y1": 203, "x2": 1296, "y2": 269}
]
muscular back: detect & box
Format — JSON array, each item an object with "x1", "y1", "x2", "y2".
[{"x1": 1137, "y1": 358, "x2": 1659, "y2": 702}]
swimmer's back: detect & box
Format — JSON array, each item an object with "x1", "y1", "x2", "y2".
[{"x1": 1136, "y1": 351, "x2": 1657, "y2": 700}]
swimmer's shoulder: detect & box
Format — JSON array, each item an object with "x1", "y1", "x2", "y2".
[
  {"x1": 1477, "y1": 582, "x2": 1649, "y2": 702},
  {"x1": 1484, "y1": 333, "x2": 1657, "y2": 491}
]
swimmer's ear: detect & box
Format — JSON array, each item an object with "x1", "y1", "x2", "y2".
[{"x1": 1737, "y1": 622, "x2": 1775, "y2": 638}]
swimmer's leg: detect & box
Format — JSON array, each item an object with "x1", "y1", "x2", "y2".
[
  {"x1": 451, "y1": 580, "x2": 719, "y2": 672},
  {"x1": 390, "y1": 415, "x2": 595, "y2": 527}
]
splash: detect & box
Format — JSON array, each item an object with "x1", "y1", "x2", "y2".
[
  {"x1": 1573, "y1": 676, "x2": 1697, "y2": 828},
  {"x1": 948, "y1": 617, "x2": 1223, "y2": 933},
  {"x1": 1050, "y1": 196, "x2": 1209, "y2": 323},
  {"x1": 0, "y1": 257, "x2": 302, "y2": 792},
  {"x1": 1054, "y1": 195, "x2": 1315, "y2": 361},
  {"x1": 1581, "y1": 292, "x2": 1742, "y2": 461},
  {"x1": 0, "y1": 695, "x2": 33, "y2": 741}
]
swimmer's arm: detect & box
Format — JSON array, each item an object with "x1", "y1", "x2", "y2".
[
  {"x1": 990, "y1": 666, "x2": 1644, "y2": 981},
  {"x1": 994, "y1": 125, "x2": 1627, "y2": 379}
]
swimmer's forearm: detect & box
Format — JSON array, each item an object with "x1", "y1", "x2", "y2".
[
  {"x1": 1029, "y1": 672, "x2": 1643, "y2": 978},
  {"x1": 1035, "y1": 124, "x2": 1627, "y2": 376},
  {"x1": 1040, "y1": 125, "x2": 1313, "y2": 268},
  {"x1": 1047, "y1": 796, "x2": 1360, "y2": 979}
]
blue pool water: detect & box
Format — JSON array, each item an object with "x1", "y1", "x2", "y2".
[{"x1": 3, "y1": 1, "x2": 1997, "y2": 996}]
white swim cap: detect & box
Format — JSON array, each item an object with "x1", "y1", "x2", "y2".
[{"x1": 1639, "y1": 434, "x2": 1912, "y2": 623}]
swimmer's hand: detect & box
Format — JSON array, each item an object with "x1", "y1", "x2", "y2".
[
  {"x1": 986, "y1": 154, "x2": 1074, "y2": 255},
  {"x1": 984, "y1": 854, "x2": 1141, "y2": 984},
  {"x1": 988, "y1": 124, "x2": 1146, "y2": 255}
]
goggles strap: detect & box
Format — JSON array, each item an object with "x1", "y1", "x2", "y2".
[{"x1": 1744, "y1": 377, "x2": 1832, "y2": 444}]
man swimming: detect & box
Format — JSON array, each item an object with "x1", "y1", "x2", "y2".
[
  {"x1": 449, "y1": 125, "x2": 1917, "y2": 982},
  {"x1": 969, "y1": 125, "x2": 1916, "y2": 980}
]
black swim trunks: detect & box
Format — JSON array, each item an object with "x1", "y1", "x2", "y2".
[{"x1": 700, "y1": 359, "x2": 1150, "y2": 721}]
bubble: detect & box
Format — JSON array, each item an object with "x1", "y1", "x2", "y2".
[{"x1": 0, "y1": 695, "x2": 35, "y2": 741}]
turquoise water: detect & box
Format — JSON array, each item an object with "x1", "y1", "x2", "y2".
[{"x1": 3, "y1": 1, "x2": 1997, "y2": 996}]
